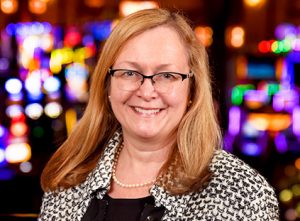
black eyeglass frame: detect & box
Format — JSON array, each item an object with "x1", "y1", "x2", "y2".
[{"x1": 108, "y1": 68, "x2": 194, "y2": 84}]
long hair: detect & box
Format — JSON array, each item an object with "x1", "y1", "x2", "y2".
[{"x1": 41, "y1": 8, "x2": 222, "y2": 194}]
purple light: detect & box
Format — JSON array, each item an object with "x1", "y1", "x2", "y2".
[
  {"x1": 274, "y1": 133, "x2": 288, "y2": 153},
  {"x1": 293, "y1": 39, "x2": 300, "y2": 51},
  {"x1": 244, "y1": 90, "x2": 269, "y2": 103},
  {"x1": 293, "y1": 106, "x2": 300, "y2": 136},
  {"x1": 223, "y1": 133, "x2": 234, "y2": 152},
  {"x1": 241, "y1": 142, "x2": 262, "y2": 156},
  {"x1": 273, "y1": 90, "x2": 299, "y2": 112},
  {"x1": 275, "y1": 23, "x2": 297, "y2": 40},
  {"x1": 228, "y1": 106, "x2": 241, "y2": 136}
]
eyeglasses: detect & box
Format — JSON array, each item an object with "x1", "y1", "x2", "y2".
[{"x1": 108, "y1": 68, "x2": 193, "y2": 93}]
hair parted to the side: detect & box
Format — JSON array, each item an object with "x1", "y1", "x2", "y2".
[{"x1": 40, "y1": 8, "x2": 222, "y2": 194}]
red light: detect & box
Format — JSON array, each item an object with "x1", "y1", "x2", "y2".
[
  {"x1": 64, "y1": 30, "x2": 82, "y2": 48},
  {"x1": 258, "y1": 40, "x2": 270, "y2": 53}
]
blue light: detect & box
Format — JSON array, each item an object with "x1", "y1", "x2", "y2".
[
  {"x1": 92, "y1": 21, "x2": 112, "y2": 41},
  {"x1": 0, "y1": 168, "x2": 15, "y2": 180},
  {"x1": 65, "y1": 63, "x2": 89, "y2": 80},
  {"x1": 43, "y1": 76, "x2": 61, "y2": 93},
  {"x1": 241, "y1": 142, "x2": 262, "y2": 156},
  {"x1": 5, "y1": 78, "x2": 22, "y2": 94},
  {"x1": 6, "y1": 23, "x2": 16, "y2": 36}
]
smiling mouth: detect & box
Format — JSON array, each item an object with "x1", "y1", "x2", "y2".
[{"x1": 132, "y1": 107, "x2": 163, "y2": 115}]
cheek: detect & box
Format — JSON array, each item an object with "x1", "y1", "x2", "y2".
[{"x1": 165, "y1": 85, "x2": 190, "y2": 107}]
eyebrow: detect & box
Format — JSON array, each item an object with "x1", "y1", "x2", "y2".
[{"x1": 114, "y1": 61, "x2": 176, "y2": 71}]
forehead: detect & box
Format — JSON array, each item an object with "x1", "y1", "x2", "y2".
[{"x1": 115, "y1": 26, "x2": 189, "y2": 69}]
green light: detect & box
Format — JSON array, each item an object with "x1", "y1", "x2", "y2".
[
  {"x1": 267, "y1": 83, "x2": 279, "y2": 96},
  {"x1": 231, "y1": 87, "x2": 243, "y2": 105},
  {"x1": 282, "y1": 39, "x2": 292, "y2": 53},
  {"x1": 33, "y1": 126, "x2": 44, "y2": 138},
  {"x1": 231, "y1": 84, "x2": 255, "y2": 105}
]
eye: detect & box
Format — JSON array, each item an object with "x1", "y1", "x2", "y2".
[
  {"x1": 156, "y1": 72, "x2": 180, "y2": 81},
  {"x1": 122, "y1": 70, "x2": 136, "y2": 77},
  {"x1": 116, "y1": 70, "x2": 140, "y2": 80}
]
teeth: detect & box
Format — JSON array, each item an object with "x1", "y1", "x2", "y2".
[{"x1": 134, "y1": 107, "x2": 161, "y2": 115}]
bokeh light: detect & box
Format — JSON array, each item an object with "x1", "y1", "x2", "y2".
[{"x1": 5, "y1": 142, "x2": 31, "y2": 163}]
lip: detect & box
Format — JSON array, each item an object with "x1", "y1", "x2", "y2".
[{"x1": 130, "y1": 106, "x2": 165, "y2": 116}]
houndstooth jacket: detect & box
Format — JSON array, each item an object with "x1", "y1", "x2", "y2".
[{"x1": 39, "y1": 131, "x2": 279, "y2": 220}]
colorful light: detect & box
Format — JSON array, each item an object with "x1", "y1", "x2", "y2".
[
  {"x1": 228, "y1": 106, "x2": 241, "y2": 136},
  {"x1": 65, "y1": 108, "x2": 77, "y2": 136},
  {"x1": 279, "y1": 189, "x2": 293, "y2": 203},
  {"x1": 28, "y1": 0, "x2": 47, "y2": 14},
  {"x1": 0, "y1": 57, "x2": 10, "y2": 71},
  {"x1": 241, "y1": 142, "x2": 262, "y2": 156},
  {"x1": 0, "y1": 149, "x2": 5, "y2": 164},
  {"x1": 242, "y1": 122, "x2": 260, "y2": 138},
  {"x1": 1, "y1": 0, "x2": 18, "y2": 14},
  {"x1": 5, "y1": 142, "x2": 31, "y2": 163},
  {"x1": 10, "y1": 122, "x2": 28, "y2": 137},
  {"x1": 244, "y1": 90, "x2": 268, "y2": 109},
  {"x1": 293, "y1": 106, "x2": 300, "y2": 136},
  {"x1": 5, "y1": 105, "x2": 23, "y2": 118},
  {"x1": 274, "y1": 133, "x2": 288, "y2": 153},
  {"x1": 243, "y1": 0, "x2": 266, "y2": 8},
  {"x1": 19, "y1": 161, "x2": 32, "y2": 173},
  {"x1": 25, "y1": 103, "x2": 44, "y2": 120},
  {"x1": 5, "y1": 78, "x2": 22, "y2": 94},
  {"x1": 248, "y1": 113, "x2": 291, "y2": 131},
  {"x1": 226, "y1": 26, "x2": 245, "y2": 48},
  {"x1": 119, "y1": 1, "x2": 159, "y2": 17},
  {"x1": 194, "y1": 26, "x2": 213, "y2": 47},
  {"x1": 273, "y1": 90, "x2": 299, "y2": 112},
  {"x1": 90, "y1": 21, "x2": 112, "y2": 41},
  {"x1": 44, "y1": 102, "x2": 63, "y2": 118},
  {"x1": 231, "y1": 84, "x2": 255, "y2": 105},
  {"x1": 43, "y1": 76, "x2": 61, "y2": 93}
]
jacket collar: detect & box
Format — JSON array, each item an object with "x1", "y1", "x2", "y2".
[{"x1": 82, "y1": 131, "x2": 191, "y2": 219}]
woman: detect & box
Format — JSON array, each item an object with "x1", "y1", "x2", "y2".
[{"x1": 39, "y1": 8, "x2": 279, "y2": 220}]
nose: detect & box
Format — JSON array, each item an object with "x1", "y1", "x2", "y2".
[{"x1": 136, "y1": 78, "x2": 158, "y2": 100}]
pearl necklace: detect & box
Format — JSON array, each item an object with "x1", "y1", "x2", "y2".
[{"x1": 112, "y1": 143, "x2": 156, "y2": 188}]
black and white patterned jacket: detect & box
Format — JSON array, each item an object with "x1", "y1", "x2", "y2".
[{"x1": 39, "y1": 131, "x2": 279, "y2": 220}]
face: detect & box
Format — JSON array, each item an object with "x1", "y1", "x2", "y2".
[{"x1": 109, "y1": 26, "x2": 190, "y2": 143}]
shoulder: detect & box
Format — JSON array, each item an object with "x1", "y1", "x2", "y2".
[
  {"x1": 186, "y1": 150, "x2": 279, "y2": 220},
  {"x1": 209, "y1": 150, "x2": 276, "y2": 200}
]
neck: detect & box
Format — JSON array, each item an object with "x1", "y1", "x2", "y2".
[{"x1": 112, "y1": 134, "x2": 174, "y2": 188}]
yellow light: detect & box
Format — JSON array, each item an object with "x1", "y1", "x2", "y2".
[
  {"x1": 194, "y1": 26, "x2": 213, "y2": 47},
  {"x1": 65, "y1": 108, "x2": 77, "y2": 136},
  {"x1": 5, "y1": 143, "x2": 31, "y2": 163},
  {"x1": 28, "y1": 0, "x2": 47, "y2": 14},
  {"x1": 279, "y1": 189, "x2": 293, "y2": 203},
  {"x1": 73, "y1": 48, "x2": 86, "y2": 63},
  {"x1": 248, "y1": 113, "x2": 291, "y2": 131},
  {"x1": 244, "y1": 0, "x2": 266, "y2": 8},
  {"x1": 119, "y1": 1, "x2": 159, "y2": 17},
  {"x1": 1, "y1": 0, "x2": 18, "y2": 14},
  {"x1": 226, "y1": 26, "x2": 245, "y2": 48},
  {"x1": 292, "y1": 184, "x2": 300, "y2": 197},
  {"x1": 44, "y1": 102, "x2": 63, "y2": 118}
]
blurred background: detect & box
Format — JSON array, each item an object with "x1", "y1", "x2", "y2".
[{"x1": 0, "y1": 0, "x2": 299, "y2": 220}]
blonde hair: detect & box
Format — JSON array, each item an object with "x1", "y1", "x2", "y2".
[{"x1": 41, "y1": 8, "x2": 222, "y2": 194}]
